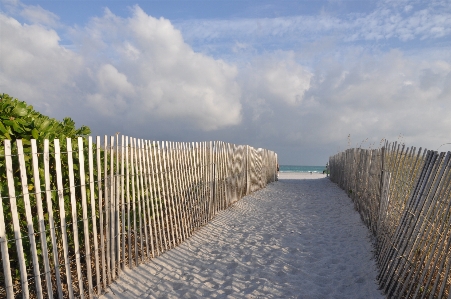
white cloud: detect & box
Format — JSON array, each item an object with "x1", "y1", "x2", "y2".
[
  {"x1": 85, "y1": 64, "x2": 135, "y2": 116},
  {"x1": 241, "y1": 53, "x2": 312, "y2": 107},
  {"x1": 235, "y1": 52, "x2": 314, "y2": 139},
  {"x1": 346, "y1": 2, "x2": 451, "y2": 42},
  {"x1": 0, "y1": 5, "x2": 242, "y2": 131},
  {"x1": 19, "y1": 4, "x2": 59, "y2": 27},
  {"x1": 175, "y1": 1, "x2": 450, "y2": 55},
  {"x1": 96, "y1": 64, "x2": 134, "y2": 95},
  {"x1": 299, "y1": 50, "x2": 451, "y2": 148},
  {"x1": 0, "y1": 13, "x2": 83, "y2": 111},
  {"x1": 177, "y1": 15, "x2": 342, "y2": 45},
  {"x1": 233, "y1": 48, "x2": 451, "y2": 162},
  {"x1": 75, "y1": 6, "x2": 242, "y2": 131}
]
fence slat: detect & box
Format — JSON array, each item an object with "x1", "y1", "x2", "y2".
[
  {"x1": 162, "y1": 142, "x2": 176, "y2": 249},
  {"x1": 201, "y1": 142, "x2": 209, "y2": 225},
  {"x1": 66, "y1": 138, "x2": 85, "y2": 298},
  {"x1": 15, "y1": 139, "x2": 43, "y2": 299},
  {"x1": 110, "y1": 136, "x2": 116, "y2": 280},
  {"x1": 142, "y1": 140, "x2": 155, "y2": 258},
  {"x1": 0, "y1": 143, "x2": 13, "y2": 299},
  {"x1": 125, "y1": 137, "x2": 131, "y2": 267},
  {"x1": 88, "y1": 137, "x2": 101, "y2": 295},
  {"x1": 115, "y1": 136, "x2": 121, "y2": 276},
  {"x1": 145, "y1": 140, "x2": 159, "y2": 257},
  {"x1": 4, "y1": 140, "x2": 30, "y2": 298},
  {"x1": 137, "y1": 139, "x2": 149, "y2": 259},
  {"x1": 153, "y1": 141, "x2": 167, "y2": 251},
  {"x1": 103, "y1": 136, "x2": 111, "y2": 285},
  {"x1": 208, "y1": 141, "x2": 214, "y2": 222},
  {"x1": 43, "y1": 140, "x2": 64, "y2": 298},
  {"x1": 134, "y1": 139, "x2": 144, "y2": 261},
  {"x1": 192, "y1": 142, "x2": 201, "y2": 229},
  {"x1": 31, "y1": 140, "x2": 52, "y2": 299},
  {"x1": 54, "y1": 139, "x2": 74, "y2": 299},
  {"x1": 78, "y1": 137, "x2": 93, "y2": 298},
  {"x1": 438, "y1": 233, "x2": 451, "y2": 298},
  {"x1": 148, "y1": 141, "x2": 163, "y2": 256},
  {"x1": 183, "y1": 142, "x2": 195, "y2": 235},
  {"x1": 130, "y1": 138, "x2": 138, "y2": 266},
  {"x1": 121, "y1": 135, "x2": 126, "y2": 270},
  {"x1": 160, "y1": 142, "x2": 172, "y2": 250},
  {"x1": 174, "y1": 142, "x2": 188, "y2": 242},
  {"x1": 168, "y1": 142, "x2": 182, "y2": 245},
  {"x1": 97, "y1": 136, "x2": 106, "y2": 290},
  {"x1": 0, "y1": 204, "x2": 11, "y2": 298}
]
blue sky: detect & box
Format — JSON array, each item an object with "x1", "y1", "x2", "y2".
[{"x1": 1, "y1": 0, "x2": 451, "y2": 165}]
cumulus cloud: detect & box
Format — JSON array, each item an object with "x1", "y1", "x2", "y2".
[
  {"x1": 240, "y1": 53, "x2": 312, "y2": 122},
  {"x1": 1, "y1": 5, "x2": 242, "y2": 133},
  {"x1": 265, "y1": 50, "x2": 451, "y2": 151},
  {"x1": 0, "y1": 13, "x2": 83, "y2": 112},
  {"x1": 68, "y1": 7, "x2": 239, "y2": 130}
]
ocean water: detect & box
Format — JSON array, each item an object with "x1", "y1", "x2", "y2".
[{"x1": 279, "y1": 165, "x2": 327, "y2": 173}]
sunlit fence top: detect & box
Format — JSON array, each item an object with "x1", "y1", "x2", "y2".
[{"x1": 0, "y1": 136, "x2": 278, "y2": 299}]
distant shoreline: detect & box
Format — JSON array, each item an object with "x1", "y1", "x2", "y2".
[
  {"x1": 278, "y1": 172, "x2": 326, "y2": 180},
  {"x1": 279, "y1": 165, "x2": 327, "y2": 174}
]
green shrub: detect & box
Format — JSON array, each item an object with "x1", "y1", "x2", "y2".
[
  {"x1": 0, "y1": 93, "x2": 91, "y2": 191},
  {"x1": 0, "y1": 93, "x2": 92, "y2": 295},
  {"x1": 0, "y1": 93, "x2": 90, "y2": 143}
]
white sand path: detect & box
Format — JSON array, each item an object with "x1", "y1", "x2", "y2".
[{"x1": 100, "y1": 173, "x2": 384, "y2": 299}]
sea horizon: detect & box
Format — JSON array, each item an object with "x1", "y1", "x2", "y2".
[{"x1": 279, "y1": 165, "x2": 327, "y2": 173}]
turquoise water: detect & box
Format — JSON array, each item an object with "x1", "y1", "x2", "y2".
[{"x1": 279, "y1": 165, "x2": 326, "y2": 173}]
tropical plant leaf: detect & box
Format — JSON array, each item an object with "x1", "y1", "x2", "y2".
[
  {"x1": 0, "y1": 121, "x2": 6, "y2": 134},
  {"x1": 12, "y1": 106, "x2": 28, "y2": 117},
  {"x1": 31, "y1": 128, "x2": 39, "y2": 139}
]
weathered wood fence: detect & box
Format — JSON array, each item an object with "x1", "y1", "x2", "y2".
[
  {"x1": 0, "y1": 136, "x2": 278, "y2": 298},
  {"x1": 329, "y1": 143, "x2": 451, "y2": 298}
]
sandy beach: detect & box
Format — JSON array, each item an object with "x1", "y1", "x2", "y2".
[{"x1": 100, "y1": 173, "x2": 384, "y2": 299}]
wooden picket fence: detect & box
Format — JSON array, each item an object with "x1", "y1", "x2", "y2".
[
  {"x1": 329, "y1": 142, "x2": 451, "y2": 298},
  {"x1": 0, "y1": 136, "x2": 278, "y2": 298}
]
